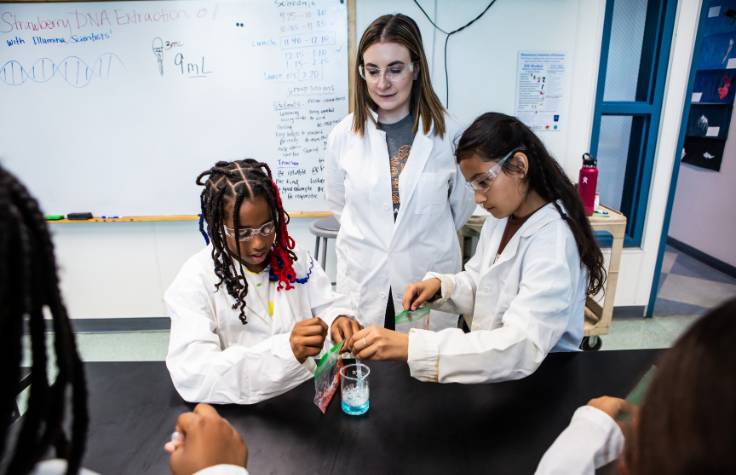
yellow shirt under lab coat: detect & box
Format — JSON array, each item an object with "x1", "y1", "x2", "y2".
[{"x1": 165, "y1": 245, "x2": 354, "y2": 404}]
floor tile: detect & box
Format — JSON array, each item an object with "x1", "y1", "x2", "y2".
[
  {"x1": 653, "y1": 297, "x2": 708, "y2": 317},
  {"x1": 669, "y1": 250, "x2": 736, "y2": 285},
  {"x1": 661, "y1": 250, "x2": 678, "y2": 274},
  {"x1": 657, "y1": 274, "x2": 736, "y2": 309}
]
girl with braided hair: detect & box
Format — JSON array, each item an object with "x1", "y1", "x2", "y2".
[
  {"x1": 165, "y1": 159, "x2": 358, "y2": 404},
  {"x1": 0, "y1": 164, "x2": 90, "y2": 475},
  {"x1": 346, "y1": 113, "x2": 605, "y2": 384},
  {"x1": 0, "y1": 165, "x2": 246, "y2": 475}
]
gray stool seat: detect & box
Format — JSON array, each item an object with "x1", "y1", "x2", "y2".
[{"x1": 309, "y1": 216, "x2": 340, "y2": 276}]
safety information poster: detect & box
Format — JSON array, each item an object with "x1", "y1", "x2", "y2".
[{"x1": 516, "y1": 51, "x2": 567, "y2": 132}]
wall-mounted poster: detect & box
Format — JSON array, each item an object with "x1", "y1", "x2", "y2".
[
  {"x1": 701, "y1": 0, "x2": 736, "y2": 37},
  {"x1": 515, "y1": 52, "x2": 567, "y2": 132},
  {"x1": 692, "y1": 69, "x2": 736, "y2": 103},
  {"x1": 696, "y1": 32, "x2": 736, "y2": 70},
  {"x1": 682, "y1": 136, "x2": 726, "y2": 171},
  {"x1": 686, "y1": 104, "x2": 733, "y2": 139}
]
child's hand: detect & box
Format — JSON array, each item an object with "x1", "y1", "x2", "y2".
[
  {"x1": 167, "y1": 403, "x2": 247, "y2": 475},
  {"x1": 587, "y1": 396, "x2": 639, "y2": 431},
  {"x1": 290, "y1": 317, "x2": 328, "y2": 363},
  {"x1": 330, "y1": 316, "x2": 362, "y2": 348},
  {"x1": 346, "y1": 326, "x2": 409, "y2": 361},
  {"x1": 402, "y1": 278, "x2": 441, "y2": 310}
]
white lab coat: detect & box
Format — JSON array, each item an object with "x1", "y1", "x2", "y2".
[
  {"x1": 535, "y1": 406, "x2": 624, "y2": 474},
  {"x1": 407, "y1": 202, "x2": 585, "y2": 383},
  {"x1": 325, "y1": 111, "x2": 475, "y2": 329},
  {"x1": 165, "y1": 245, "x2": 355, "y2": 404}
]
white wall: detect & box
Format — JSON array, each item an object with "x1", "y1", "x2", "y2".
[
  {"x1": 669, "y1": 100, "x2": 736, "y2": 267},
  {"x1": 47, "y1": 0, "x2": 699, "y2": 318},
  {"x1": 356, "y1": 0, "x2": 605, "y2": 178},
  {"x1": 52, "y1": 218, "x2": 336, "y2": 318}
]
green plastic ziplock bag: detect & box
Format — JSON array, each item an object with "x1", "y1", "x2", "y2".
[
  {"x1": 617, "y1": 365, "x2": 657, "y2": 422},
  {"x1": 625, "y1": 365, "x2": 657, "y2": 405},
  {"x1": 313, "y1": 340, "x2": 344, "y2": 414},
  {"x1": 394, "y1": 306, "x2": 431, "y2": 332}
]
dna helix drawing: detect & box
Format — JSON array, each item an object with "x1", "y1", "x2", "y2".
[{"x1": 0, "y1": 53, "x2": 125, "y2": 88}]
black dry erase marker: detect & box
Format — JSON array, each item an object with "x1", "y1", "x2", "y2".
[{"x1": 67, "y1": 212, "x2": 94, "y2": 220}]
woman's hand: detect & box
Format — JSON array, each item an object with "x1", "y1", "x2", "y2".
[
  {"x1": 167, "y1": 403, "x2": 247, "y2": 475},
  {"x1": 402, "y1": 278, "x2": 441, "y2": 311},
  {"x1": 346, "y1": 326, "x2": 409, "y2": 361},
  {"x1": 330, "y1": 316, "x2": 363, "y2": 348},
  {"x1": 290, "y1": 317, "x2": 328, "y2": 363}
]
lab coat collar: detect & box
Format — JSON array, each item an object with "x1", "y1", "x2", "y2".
[
  {"x1": 210, "y1": 245, "x2": 273, "y2": 327},
  {"x1": 365, "y1": 109, "x2": 436, "y2": 231},
  {"x1": 242, "y1": 269, "x2": 273, "y2": 327},
  {"x1": 394, "y1": 132, "x2": 433, "y2": 228},
  {"x1": 368, "y1": 107, "x2": 378, "y2": 123},
  {"x1": 493, "y1": 201, "x2": 565, "y2": 267},
  {"x1": 518, "y1": 201, "x2": 566, "y2": 237}
]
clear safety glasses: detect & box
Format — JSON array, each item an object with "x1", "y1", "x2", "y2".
[
  {"x1": 358, "y1": 62, "x2": 416, "y2": 83},
  {"x1": 223, "y1": 221, "x2": 275, "y2": 242},
  {"x1": 466, "y1": 146, "x2": 527, "y2": 193}
]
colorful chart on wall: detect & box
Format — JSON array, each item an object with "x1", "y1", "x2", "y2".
[
  {"x1": 515, "y1": 51, "x2": 567, "y2": 132},
  {"x1": 692, "y1": 69, "x2": 736, "y2": 103},
  {"x1": 682, "y1": 137, "x2": 726, "y2": 171},
  {"x1": 686, "y1": 104, "x2": 733, "y2": 139}
]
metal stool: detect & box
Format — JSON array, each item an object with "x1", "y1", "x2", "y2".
[
  {"x1": 12, "y1": 368, "x2": 32, "y2": 422},
  {"x1": 309, "y1": 216, "x2": 339, "y2": 278}
]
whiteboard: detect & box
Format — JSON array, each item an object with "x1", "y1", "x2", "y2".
[{"x1": 0, "y1": 0, "x2": 348, "y2": 215}]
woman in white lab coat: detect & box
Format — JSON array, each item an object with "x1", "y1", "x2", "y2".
[
  {"x1": 347, "y1": 112, "x2": 606, "y2": 383},
  {"x1": 325, "y1": 14, "x2": 475, "y2": 331},
  {"x1": 536, "y1": 297, "x2": 736, "y2": 474},
  {"x1": 166, "y1": 159, "x2": 359, "y2": 405}
]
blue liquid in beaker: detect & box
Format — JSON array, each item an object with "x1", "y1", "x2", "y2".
[
  {"x1": 341, "y1": 399, "x2": 369, "y2": 415},
  {"x1": 341, "y1": 385, "x2": 369, "y2": 415}
]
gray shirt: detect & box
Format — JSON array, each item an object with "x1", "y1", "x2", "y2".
[{"x1": 378, "y1": 114, "x2": 415, "y2": 220}]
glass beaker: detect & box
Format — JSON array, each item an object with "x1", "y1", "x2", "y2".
[{"x1": 340, "y1": 363, "x2": 370, "y2": 415}]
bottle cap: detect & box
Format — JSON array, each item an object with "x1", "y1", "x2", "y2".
[{"x1": 582, "y1": 153, "x2": 597, "y2": 166}]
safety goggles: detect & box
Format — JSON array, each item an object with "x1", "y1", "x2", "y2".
[
  {"x1": 466, "y1": 146, "x2": 527, "y2": 193},
  {"x1": 358, "y1": 62, "x2": 416, "y2": 83},
  {"x1": 223, "y1": 221, "x2": 275, "y2": 242}
]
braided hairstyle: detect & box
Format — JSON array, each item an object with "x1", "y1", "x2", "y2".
[
  {"x1": 0, "y1": 165, "x2": 88, "y2": 475},
  {"x1": 196, "y1": 159, "x2": 298, "y2": 325},
  {"x1": 456, "y1": 112, "x2": 606, "y2": 295}
]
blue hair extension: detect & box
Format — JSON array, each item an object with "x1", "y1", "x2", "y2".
[
  {"x1": 198, "y1": 214, "x2": 210, "y2": 245},
  {"x1": 270, "y1": 254, "x2": 314, "y2": 286}
]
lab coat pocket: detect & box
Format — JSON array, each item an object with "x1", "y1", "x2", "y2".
[{"x1": 415, "y1": 172, "x2": 447, "y2": 215}]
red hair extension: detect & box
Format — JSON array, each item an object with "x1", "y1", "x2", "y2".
[{"x1": 269, "y1": 180, "x2": 297, "y2": 291}]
